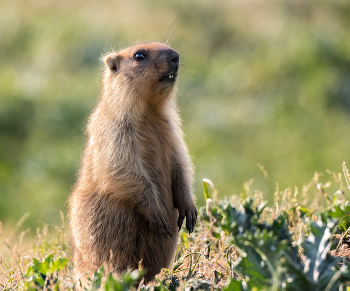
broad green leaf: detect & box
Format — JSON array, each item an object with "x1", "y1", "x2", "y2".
[
  {"x1": 50, "y1": 257, "x2": 68, "y2": 273},
  {"x1": 223, "y1": 277, "x2": 243, "y2": 290},
  {"x1": 302, "y1": 221, "x2": 339, "y2": 285}
]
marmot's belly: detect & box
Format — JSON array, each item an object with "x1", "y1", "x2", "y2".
[{"x1": 89, "y1": 201, "x2": 178, "y2": 267}]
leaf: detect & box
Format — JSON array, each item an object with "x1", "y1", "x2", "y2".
[
  {"x1": 202, "y1": 179, "x2": 211, "y2": 201},
  {"x1": 299, "y1": 206, "x2": 314, "y2": 217},
  {"x1": 180, "y1": 232, "x2": 189, "y2": 249},
  {"x1": 223, "y1": 277, "x2": 243, "y2": 290},
  {"x1": 234, "y1": 229, "x2": 292, "y2": 289},
  {"x1": 103, "y1": 269, "x2": 143, "y2": 291},
  {"x1": 302, "y1": 221, "x2": 339, "y2": 284},
  {"x1": 89, "y1": 265, "x2": 104, "y2": 289},
  {"x1": 25, "y1": 254, "x2": 68, "y2": 289},
  {"x1": 325, "y1": 203, "x2": 350, "y2": 232},
  {"x1": 172, "y1": 256, "x2": 184, "y2": 271},
  {"x1": 283, "y1": 255, "x2": 312, "y2": 291},
  {"x1": 49, "y1": 257, "x2": 68, "y2": 273},
  {"x1": 235, "y1": 245, "x2": 271, "y2": 289}
]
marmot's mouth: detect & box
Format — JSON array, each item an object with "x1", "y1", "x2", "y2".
[{"x1": 159, "y1": 71, "x2": 178, "y2": 83}]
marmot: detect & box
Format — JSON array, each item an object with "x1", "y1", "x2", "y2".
[{"x1": 69, "y1": 42, "x2": 197, "y2": 284}]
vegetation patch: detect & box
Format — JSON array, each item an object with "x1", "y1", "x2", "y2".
[{"x1": 2, "y1": 165, "x2": 350, "y2": 290}]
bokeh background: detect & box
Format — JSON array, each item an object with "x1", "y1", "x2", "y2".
[{"x1": 1, "y1": 0, "x2": 350, "y2": 229}]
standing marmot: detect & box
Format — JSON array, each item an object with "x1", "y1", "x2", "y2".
[{"x1": 69, "y1": 42, "x2": 197, "y2": 284}]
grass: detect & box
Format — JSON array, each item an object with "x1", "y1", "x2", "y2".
[{"x1": 2, "y1": 164, "x2": 350, "y2": 290}]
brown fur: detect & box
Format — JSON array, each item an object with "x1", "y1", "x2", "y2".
[{"x1": 69, "y1": 42, "x2": 197, "y2": 285}]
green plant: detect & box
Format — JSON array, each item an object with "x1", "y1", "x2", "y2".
[
  {"x1": 24, "y1": 253, "x2": 68, "y2": 290},
  {"x1": 3, "y1": 175, "x2": 350, "y2": 290},
  {"x1": 324, "y1": 203, "x2": 350, "y2": 233},
  {"x1": 102, "y1": 269, "x2": 143, "y2": 291},
  {"x1": 200, "y1": 179, "x2": 350, "y2": 290}
]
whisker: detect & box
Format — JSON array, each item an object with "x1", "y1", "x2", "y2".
[
  {"x1": 166, "y1": 17, "x2": 176, "y2": 30},
  {"x1": 166, "y1": 24, "x2": 178, "y2": 46}
]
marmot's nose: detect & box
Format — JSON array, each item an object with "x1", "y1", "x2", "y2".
[
  {"x1": 157, "y1": 49, "x2": 180, "y2": 72},
  {"x1": 168, "y1": 50, "x2": 179, "y2": 65}
]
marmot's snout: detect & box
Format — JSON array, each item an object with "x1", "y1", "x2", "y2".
[{"x1": 158, "y1": 49, "x2": 180, "y2": 82}]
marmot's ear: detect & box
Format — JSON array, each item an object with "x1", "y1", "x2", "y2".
[{"x1": 105, "y1": 53, "x2": 120, "y2": 72}]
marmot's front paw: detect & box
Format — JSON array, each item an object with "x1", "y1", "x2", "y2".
[
  {"x1": 148, "y1": 212, "x2": 172, "y2": 237},
  {"x1": 177, "y1": 204, "x2": 197, "y2": 234}
]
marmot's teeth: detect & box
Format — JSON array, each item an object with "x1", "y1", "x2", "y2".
[{"x1": 169, "y1": 74, "x2": 174, "y2": 79}]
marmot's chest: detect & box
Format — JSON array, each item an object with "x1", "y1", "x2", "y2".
[{"x1": 138, "y1": 121, "x2": 173, "y2": 187}]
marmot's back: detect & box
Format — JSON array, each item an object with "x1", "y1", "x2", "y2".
[{"x1": 69, "y1": 42, "x2": 197, "y2": 285}]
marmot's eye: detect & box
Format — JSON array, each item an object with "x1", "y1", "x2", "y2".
[{"x1": 134, "y1": 52, "x2": 146, "y2": 60}]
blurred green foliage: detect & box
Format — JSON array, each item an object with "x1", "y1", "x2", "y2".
[{"x1": 1, "y1": 0, "x2": 350, "y2": 228}]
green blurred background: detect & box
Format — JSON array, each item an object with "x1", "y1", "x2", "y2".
[{"x1": 1, "y1": 0, "x2": 350, "y2": 228}]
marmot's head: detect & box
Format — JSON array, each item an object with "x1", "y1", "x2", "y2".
[{"x1": 103, "y1": 42, "x2": 179, "y2": 106}]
